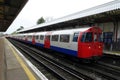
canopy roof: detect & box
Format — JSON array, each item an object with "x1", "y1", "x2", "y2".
[
  {"x1": 19, "y1": 0, "x2": 120, "y2": 33},
  {"x1": 0, "y1": 0, "x2": 28, "y2": 31}
]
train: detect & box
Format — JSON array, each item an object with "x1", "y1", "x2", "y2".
[{"x1": 10, "y1": 26, "x2": 103, "y2": 60}]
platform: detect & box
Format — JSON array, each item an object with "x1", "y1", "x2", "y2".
[
  {"x1": 0, "y1": 37, "x2": 48, "y2": 80},
  {"x1": 104, "y1": 50, "x2": 120, "y2": 56}
]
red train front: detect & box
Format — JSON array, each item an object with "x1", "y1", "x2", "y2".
[{"x1": 78, "y1": 27, "x2": 103, "y2": 59}]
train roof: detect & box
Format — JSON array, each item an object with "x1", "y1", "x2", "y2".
[
  {"x1": 15, "y1": 27, "x2": 101, "y2": 36},
  {"x1": 34, "y1": 32, "x2": 47, "y2": 35},
  {"x1": 51, "y1": 27, "x2": 91, "y2": 35},
  {"x1": 35, "y1": 27, "x2": 96, "y2": 35}
]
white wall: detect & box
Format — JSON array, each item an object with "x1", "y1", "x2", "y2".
[
  {"x1": 105, "y1": 22, "x2": 114, "y2": 32},
  {"x1": 117, "y1": 21, "x2": 120, "y2": 39},
  {"x1": 98, "y1": 22, "x2": 114, "y2": 32}
]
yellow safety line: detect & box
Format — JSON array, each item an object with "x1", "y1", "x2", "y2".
[{"x1": 7, "y1": 40, "x2": 36, "y2": 80}]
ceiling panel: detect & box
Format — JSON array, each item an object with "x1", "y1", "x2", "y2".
[{"x1": 0, "y1": 0, "x2": 28, "y2": 32}]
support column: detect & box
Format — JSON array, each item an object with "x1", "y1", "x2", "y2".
[{"x1": 113, "y1": 20, "x2": 118, "y2": 42}]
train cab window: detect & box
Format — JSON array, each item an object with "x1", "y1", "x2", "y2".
[
  {"x1": 52, "y1": 35, "x2": 59, "y2": 41},
  {"x1": 94, "y1": 33, "x2": 97, "y2": 42},
  {"x1": 40, "y1": 35, "x2": 44, "y2": 40},
  {"x1": 73, "y1": 32, "x2": 79, "y2": 42},
  {"x1": 60, "y1": 35, "x2": 70, "y2": 43},
  {"x1": 81, "y1": 32, "x2": 92, "y2": 42}
]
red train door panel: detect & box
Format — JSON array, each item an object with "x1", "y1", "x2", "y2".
[
  {"x1": 25, "y1": 36, "x2": 27, "y2": 41},
  {"x1": 92, "y1": 32, "x2": 103, "y2": 56},
  {"x1": 32, "y1": 35, "x2": 35, "y2": 44},
  {"x1": 78, "y1": 32, "x2": 84, "y2": 58},
  {"x1": 44, "y1": 35, "x2": 50, "y2": 48},
  {"x1": 78, "y1": 32, "x2": 93, "y2": 58},
  {"x1": 92, "y1": 33, "x2": 97, "y2": 56}
]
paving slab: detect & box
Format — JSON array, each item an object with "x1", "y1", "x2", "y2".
[{"x1": 0, "y1": 38, "x2": 6, "y2": 80}]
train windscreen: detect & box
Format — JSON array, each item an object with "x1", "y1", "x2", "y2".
[{"x1": 81, "y1": 32, "x2": 92, "y2": 42}]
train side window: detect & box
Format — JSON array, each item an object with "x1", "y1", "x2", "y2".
[
  {"x1": 60, "y1": 35, "x2": 70, "y2": 43},
  {"x1": 73, "y1": 32, "x2": 79, "y2": 42},
  {"x1": 30, "y1": 36, "x2": 32, "y2": 39},
  {"x1": 28, "y1": 36, "x2": 32, "y2": 39},
  {"x1": 52, "y1": 35, "x2": 59, "y2": 41},
  {"x1": 36, "y1": 35, "x2": 39, "y2": 39},
  {"x1": 40, "y1": 35, "x2": 44, "y2": 40},
  {"x1": 28, "y1": 36, "x2": 30, "y2": 39}
]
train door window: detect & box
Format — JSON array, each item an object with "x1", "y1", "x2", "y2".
[
  {"x1": 40, "y1": 35, "x2": 44, "y2": 40},
  {"x1": 32, "y1": 35, "x2": 35, "y2": 39},
  {"x1": 81, "y1": 32, "x2": 92, "y2": 42},
  {"x1": 73, "y1": 32, "x2": 79, "y2": 42},
  {"x1": 52, "y1": 35, "x2": 59, "y2": 41},
  {"x1": 60, "y1": 35, "x2": 70, "y2": 43},
  {"x1": 28, "y1": 36, "x2": 30, "y2": 39},
  {"x1": 45, "y1": 35, "x2": 50, "y2": 40},
  {"x1": 94, "y1": 33, "x2": 97, "y2": 42},
  {"x1": 23, "y1": 36, "x2": 25, "y2": 39}
]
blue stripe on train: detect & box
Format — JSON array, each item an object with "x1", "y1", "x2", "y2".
[
  {"x1": 26, "y1": 41, "x2": 32, "y2": 44},
  {"x1": 50, "y1": 46, "x2": 77, "y2": 57},
  {"x1": 35, "y1": 43, "x2": 44, "y2": 47},
  {"x1": 25, "y1": 41, "x2": 44, "y2": 47}
]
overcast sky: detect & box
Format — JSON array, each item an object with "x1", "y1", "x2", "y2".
[{"x1": 5, "y1": 0, "x2": 113, "y2": 34}]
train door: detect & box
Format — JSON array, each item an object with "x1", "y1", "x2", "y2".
[
  {"x1": 78, "y1": 32, "x2": 93, "y2": 58},
  {"x1": 92, "y1": 33, "x2": 98, "y2": 56},
  {"x1": 32, "y1": 35, "x2": 35, "y2": 44},
  {"x1": 44, "y1": 35, "x2": 50, "y2": 48},
  {"x1": 78, "y1": 32, "x2": 84, "y2": 58},
  {"x1": 92, "y1": 32, "x2": 103, "y2": 56},
  {"x1": 25, "y1": 35, "x2": 28, "y2": 41}
]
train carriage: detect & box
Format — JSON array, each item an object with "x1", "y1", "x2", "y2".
[
  {"x1": 11, "y1": 26, "x2": 103, "y2": 60},
  {"x1": 49, "y1": 27, "x2": 103, "y2": 59},
  {"x1": 34, "y1": 32, "x2": 47, "y2": 47}
]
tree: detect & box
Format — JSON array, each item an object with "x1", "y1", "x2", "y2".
[
  {"x1": 17, "y1": 26, "x2": 24, "y2": 31},
  {"x1": 37, "y1": 17, "x2": 45, "y2": 24},
  {"x1": 11, "y1": 26, "x2": 24, "y2": 34}
]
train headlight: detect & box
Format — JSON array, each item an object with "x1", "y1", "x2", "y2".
[
  {"x1": 99, "y1": 46, "x2": 101, "y2": 48},
  {"x1": 88, "y1": 46, "x2": 91, "y2": 49}
]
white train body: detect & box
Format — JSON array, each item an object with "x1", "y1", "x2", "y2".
[{"x1": 10, "y1": 27, "x2": 103, "y2": 59}]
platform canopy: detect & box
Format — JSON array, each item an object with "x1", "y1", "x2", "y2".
[
  {"x1": 0, "y1": 0, "x2": 28, "y2": 32},
  {"x1": 19, "y1": 0, "x2": 120, "y2": 33}
]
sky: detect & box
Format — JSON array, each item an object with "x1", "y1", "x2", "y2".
[{"x1": 5, "y1": 0, "x2": 113, "y2": 34}]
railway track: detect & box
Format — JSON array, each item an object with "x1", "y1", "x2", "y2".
[
  {"x1": 8, "y1": 38, "x2": 93, "y2": 80},
  {"x1": 100, "y1": 54, "x2": 120, "y2": 67},
  {"x1": 8, "y1": 38, "x2": 120, "y2": 80}
]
